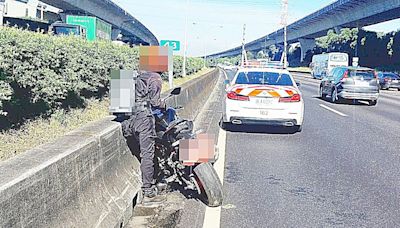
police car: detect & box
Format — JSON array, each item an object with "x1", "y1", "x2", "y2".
[{"x1": 221, "y1": 64, "x2": 304, "y2": 132}]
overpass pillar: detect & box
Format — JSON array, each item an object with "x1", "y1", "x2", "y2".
[
  {"x1": 299, "y1": 38, "x2": 316, "y2": 62},
  {"x1": 111, "y1": 28, "x2": 122, "y2": 40},
  {"x1": 0, "y1": 1, "x2": 4, "y2": 27},
  {"x1": 334, "y1": 26, "x2": 342, "y2": 34}
]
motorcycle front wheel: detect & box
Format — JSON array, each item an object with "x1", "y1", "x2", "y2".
[{"x1": 193, "y1": 162, "x2": 224, "y2": 207}]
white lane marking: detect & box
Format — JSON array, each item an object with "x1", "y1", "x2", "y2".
[
  {"x1": 319, "y1": 104, "x2": 348, "y2": 117},
  {"x1": 202, "y1": 129, "x2": 227, "y2": 228},
  {"x1": 222, "y1": 69, "x2": 228, "y2": 79}
]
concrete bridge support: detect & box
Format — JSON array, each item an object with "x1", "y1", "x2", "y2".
[
  {"x1": 112, "y1": 28, "x2": 122, "y2": 40},
  {"x1": 299, "y1": 38, "x2": 316, "y2": 62},
  {"x1": 334, "y1": 26, "x2": 343, "y2": 34},
  {"x1": 0, "y1": 2, "x2": 4, "y2": 26}
]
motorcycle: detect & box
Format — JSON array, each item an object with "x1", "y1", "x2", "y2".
[{"x1": 152, "y1": 87, "x2": 224, "y2": 207}]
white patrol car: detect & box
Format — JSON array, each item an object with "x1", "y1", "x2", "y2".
[{"x1": 221, "y1": 66, "x2": 304, "y2": 132}]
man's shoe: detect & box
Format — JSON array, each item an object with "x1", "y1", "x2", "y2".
[{"x1": 142, "y1": 186, "x2": 166, "y2": 206}]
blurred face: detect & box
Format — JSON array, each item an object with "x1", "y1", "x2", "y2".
[{"x1": 139, "y1": 46, "x2": 173, "y2": 72}]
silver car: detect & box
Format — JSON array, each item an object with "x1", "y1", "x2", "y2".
[{"x1": 319, "y1": 67, "x2": 380, "y2": 106}]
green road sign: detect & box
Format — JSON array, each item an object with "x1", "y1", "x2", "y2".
[{"x1": 160, "y1": 40, "x2": 180, "y2": 51}]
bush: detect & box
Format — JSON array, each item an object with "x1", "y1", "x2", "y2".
[
  {"x1": 171, "y1": 55, "x2": 204, "y2": 78},
  {"x1": 0, "y1": 27, "x2": 204, "y2": 129}
]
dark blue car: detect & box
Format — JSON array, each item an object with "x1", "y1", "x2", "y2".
[{"x1": 377, "y1": 72, "x2": 400, "y2": 91}]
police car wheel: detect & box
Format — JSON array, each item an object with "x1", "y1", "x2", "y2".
[{"x1": 219, "y1": 116, "x2": 228, "y2": 130}]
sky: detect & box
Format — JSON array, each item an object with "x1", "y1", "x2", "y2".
[{"x1": 112, "y1": 0, "x2": 400, "y2": 57}]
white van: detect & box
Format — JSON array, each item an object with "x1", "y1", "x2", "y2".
[{"x1": 310, "y1": 52, "x2": 349, "y2": 79}]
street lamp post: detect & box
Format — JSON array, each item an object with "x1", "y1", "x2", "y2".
[
  {"x1": 204, "y1": 40, "x2": 207, "y2": 68},
  {"x1": 282, "y1": 0, "x2": 289, "y2": 68},
  {"x1": 182, "y1": 0, "x2": 189, "y2": 77},
  {"x1": 193, "y1": 24, "x2": 223, "y2": 69}
]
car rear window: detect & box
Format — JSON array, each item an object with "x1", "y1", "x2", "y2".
[
  {"x1": 235, "y1": 72, "x2": 294, "y2": 86},
  {"x1": 349, "y1": 70, "x2": 375, "y2": 80},
  {"x1": 383, "y1": 73, "x2": 400, "y2": 79}
]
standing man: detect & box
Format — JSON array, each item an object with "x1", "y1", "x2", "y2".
[
  {"x1": 119, "y1": 46, "x2": 172, "y2": 205},
  {"x1": 122, "y1": 70, "x2": 166, "y2": 205}
]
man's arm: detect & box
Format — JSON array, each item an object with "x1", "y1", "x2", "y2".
[{"x1": 148, "y1": 74, "x2": 165, "y2": 108}]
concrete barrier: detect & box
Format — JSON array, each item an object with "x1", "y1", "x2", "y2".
[
  {"x1": 0, "y1": 117, "x2": 141, "y2": 228},
  {"x1": 0, "y1": 68, "x2": 220, "y2": 227},
  {"x1": 166, "y1": 69, "x2": 220, "y2": 120}
]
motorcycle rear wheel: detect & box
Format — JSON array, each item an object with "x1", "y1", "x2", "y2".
[{"x1": 193, "y1": 163, "x2": 224, "y2": 207}]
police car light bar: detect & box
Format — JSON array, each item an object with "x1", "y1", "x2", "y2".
[{"x1": 241, "y1": 60, "x2": 285, "y2": 69}]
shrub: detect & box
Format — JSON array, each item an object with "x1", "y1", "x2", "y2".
[{"x1": 0, "y1": 27, "x2": 204, "y2": 129}]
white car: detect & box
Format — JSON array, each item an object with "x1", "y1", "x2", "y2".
[{"x1": 221, "y1": 67, "x2": 304, "y2": 132}]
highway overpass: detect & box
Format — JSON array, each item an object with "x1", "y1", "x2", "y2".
[
  {"x1": 40, "y1": 0, "x2": 158, "y2": 45},
  {"x1": 210, "y1": 0, "x2": 400, "y2": 60}
]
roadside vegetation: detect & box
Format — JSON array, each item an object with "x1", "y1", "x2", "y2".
[
  {"x1": 288, "y1": 28, "x2": 400, "y2": 72},
  {"x1": 0, "y1": 26, "x2": 208, "y2": 161},
  {"x1": 218, "y1": 28, "x2": 400, "y2": 72}
]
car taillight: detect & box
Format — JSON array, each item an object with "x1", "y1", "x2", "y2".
[
  {"x1": 343, "y1": 70, "x2": 349, "y2": 78},
  {"x1": 227, "y1": 91, "x2": 249, "y2": 101},
  {"x1": 340, "y1": 70, "x2": 349, "y2": 82},
  {"x1": 279, "y1": 94, "x2": 301, "y2": 102}
]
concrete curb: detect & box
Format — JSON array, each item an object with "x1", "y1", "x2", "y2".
[{"x1": 128, "y1": 192, "x2": 185, "y2": 228}]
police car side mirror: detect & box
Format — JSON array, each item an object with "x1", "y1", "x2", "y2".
[{"x1": 171, "y1": 87, "x2": 181, "y2": 95}]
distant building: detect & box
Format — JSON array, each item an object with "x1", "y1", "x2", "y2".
[{"x1": 2, "y1": 0, "x2": 60, "y2": 22}]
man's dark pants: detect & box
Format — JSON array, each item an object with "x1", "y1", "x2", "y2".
[{"x1": 122, "y1": 111, "x2": 156, "y2": 189}]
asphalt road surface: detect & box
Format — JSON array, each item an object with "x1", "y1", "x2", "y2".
[{"x1": 219, "y1": 71, "x2": 400, "y2": 227}]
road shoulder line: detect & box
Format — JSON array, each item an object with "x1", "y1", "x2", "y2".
[
  {"x1": 202, "y1": 129, "x2": 227, "y2": 228},
  {"x1": 319, "y1": 104, "x2": 348, "y2": 117}
]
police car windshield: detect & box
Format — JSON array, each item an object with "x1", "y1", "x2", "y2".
[{"x1": 235, "y1": 72, "x2": 293, "y2": 86}]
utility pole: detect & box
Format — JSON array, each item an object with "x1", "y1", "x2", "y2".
[
  {"x1": 203, "y1": 41, "x2": 207, "y2": 68},
  {"x1": 182, "y1": 0, "x2": 189, "y2": 77},
  {"x1": 241, "y1": 24, "x2": 248, "y2": 66},
  {"x1": 281, "y1": 0, "x2": 289, "y2": 68}
]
